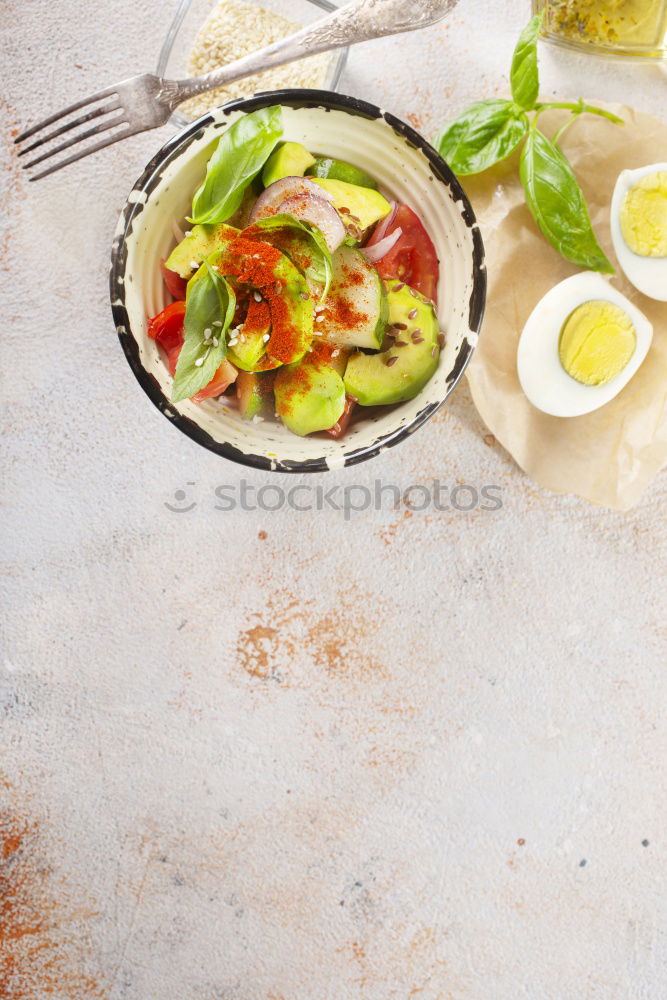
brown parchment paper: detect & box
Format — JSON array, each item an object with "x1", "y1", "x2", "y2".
[{"x1": 464, "y1": 103, "x2": 667, "y2": 510}]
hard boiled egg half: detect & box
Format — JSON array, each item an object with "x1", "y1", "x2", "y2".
[
  {"x1": 611, "y1": 162, "x2": 667, "y2": 300},
  {"x1": 517, "y1": 272, "x2": 652, "y2": 417}
]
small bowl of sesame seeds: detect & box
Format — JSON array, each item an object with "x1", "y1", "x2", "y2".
[
  {"x1": 111, "y1": 90, "x2": 485, "y2": 472},
  {"x1": 157, "y1": 0, "x2": 348, "y2": 128}
]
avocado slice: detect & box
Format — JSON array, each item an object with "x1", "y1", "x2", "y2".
[
  {"x1": 274, "y1": 346, "x2": 346, "y2": 436},
  {"x1": 166, "y1": 223, "x2": 239, "y2": 279},
  {"x1": 309, "y1": 178, "x2": 391, "y2": 231},
  {"x1": 237, "y1": 370, "x2": 275, "y2": 420},
  {"x1": 306, "y1": 157, "x2": 377, "y2": 190},
  {"x1": 228, "y1": 297, "x2": 272, "y2": 372},
  {"x1": 262, "y1": 142, "x2": 316, "y2": 187},
  {"x1": 218, "y1": 240, "x2": 313, "y2": 366},
  {"x1": 344, "y1": 281, "x2": 441, "y2": 405}
]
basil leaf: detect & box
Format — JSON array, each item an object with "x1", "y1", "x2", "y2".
[
  {"x1": 251, "y1": 213, "x2": 333, "y2": 301},
  {"x1": 510, "y1": 13, "x2": 542, "y2": 110},
  {"x1": 190, "y1": 106, "x2": 283, "y2": 226},
  {"x1": 434, "y1": 100, "x2": 528, "y2": 175},
  {"x1": 519, "y1": 128, "x2": 614, "y2": 273},
  {"x1": 172, "y1": 260, "x2": 236, "y2": 403}
]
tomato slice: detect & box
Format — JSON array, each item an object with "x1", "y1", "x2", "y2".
[
  {"x1": 325, "y1": 395, "x2": 356, "y2": 439},
  {"x1": 192, "y1": 360, "x2": 238, "y2": 402},
  {"x1": 366, "y1": 204, "x2": 439, "y2": 301},
  {"x1": 160, "y1": 261, "x2": 188, "y2": 300},
  {"x1": 147, "y1": 301, "x2": 237, "y2": 400},
  {"x1": 147, "y1": 301, "x2": 185, "y2": 359}
]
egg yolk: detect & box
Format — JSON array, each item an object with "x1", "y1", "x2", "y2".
[
  {"x1": 620, "y1": 171, "x2": 667, "y2": 257},
  {"x1": 558, "y1": 300, "x2": 636, "y2": 386}
]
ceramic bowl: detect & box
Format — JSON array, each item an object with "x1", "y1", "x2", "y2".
[{"x1": 110, "y1": 90, "x2": 486, "y2": 473}]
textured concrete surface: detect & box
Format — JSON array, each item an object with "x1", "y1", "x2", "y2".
[{"x1": 1, "y1": 1, "x2": 666, "y2": 997}]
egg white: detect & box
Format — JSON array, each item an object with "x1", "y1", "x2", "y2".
[
  {"x1": 517, "y1": 272, "x2": 653, "y2": 418},
  {"x1": 610, "y1": 161, "x2": 667, "y2": 301}
]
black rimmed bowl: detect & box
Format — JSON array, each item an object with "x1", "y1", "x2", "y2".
[{"x1": 110, "y1": 90, "x2": 486, "y2": 473}]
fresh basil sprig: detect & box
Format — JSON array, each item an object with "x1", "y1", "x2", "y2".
[
  {"x1": 172, "y1": 259, "x2": 236, "y2": 403},
  {"x1": 520, "y1": 128, "x2": 612, "y2": 273},
  {"x1": 435, "y1": 99, "x2": 528, "y2": 176},
  {"x1": 252, "y1": 213, "x2": 333, "y2": 301},
  {"x1": 190, "y1": 106, "x2": 283, "y2": 226},
  {"x1": 510, "y1": 14, "x2": 542, "y2": 110},
  {"x1": 434, "y1": 13, "x2": 622, "y2": 273}
]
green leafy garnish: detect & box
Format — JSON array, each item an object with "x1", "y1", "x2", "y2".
[
  {"x1": 520, "y1": 127, "x2": 613, "y2": 273},
  {"x1": 435, "y1": 99, "x2": 528, "y2": 176},
  {"x1": 172, "y1": 259, "x2": 236, "y2": 403},
  {"x1": 251, "y1": 213, "x2": 334, "y2": 302},
  {"x1": 510, "y1": 15, "x2": 542, "y2": 110},
  {"x1": 434, "y1": 13, "x2": 622, "y2": 272},
  {"x1": 190, "y1": 106, "x2": 283, "y2": 226}
]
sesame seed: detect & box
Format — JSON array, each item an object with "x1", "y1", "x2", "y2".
[
  {"x1": 204, "y1": 328, "x2": 212, "y2": 336},
  {"x1": 212, "y1": 337, "x2": 219, "y2": 347},
  {"x1": 212, "y1": 320, "x2": 223, "y2": 327},
  {"x1": 228, "y1": 339, "x2": 238, "y2": 347},
  {"x1": 190, "y1": 260, "x2": 199, "y2": 269},
  {"x1": 386, "y1": 356, "x2": 398, "y2": 367},
  {"x1": 316, "y1": 315, "x2": 324, "y2": 323},
  {"x1": 408, "y1": 308, "x2": 418, "y2": 320},
  {"x1": 253, "y1": 291, "x2": 262, "y2": 302},
  {"x1": 332, "y1": 349, "x2": 340, "y2": 357},
  {"x1": 183, "y1": 1, "x2": 332, "y2": 116},
  {"x1": 185, "y1": 230, "x2": 192, "y2": 237},
  {"x1": 204, "y1": 337, "x2": 212, "y2": 345},
  {"x1": 195, "y1": 357, "x2": 204, "y2": 367},
  {"x1": 263, "y1": 333, "x2": 270, "y2": 342}
]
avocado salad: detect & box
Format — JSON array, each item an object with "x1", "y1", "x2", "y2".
[{"x1": 148, "y1": 106, "x2": 443, "y2": 439}]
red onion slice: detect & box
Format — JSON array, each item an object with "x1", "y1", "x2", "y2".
[
  {"x1": 366, "y1": 200, "x2": 397, "y2": 247},
  {"x1": 274, "y1": 193, "x2": 346, "y2": 253},
  {"x1": 249, "y1": 176, "x2": 334, "y2": 225},
  {"x1": 361, "y1": 227, "x2": 402, "y2": 263}
]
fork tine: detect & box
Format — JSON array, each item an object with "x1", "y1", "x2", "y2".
[
  {"x1": 18, "y1": 101, "x2": 122, "y2": 157},
  {"x1": 14, "y1": 84, "x2": 119, "y2": 144},
  {"x1": 22, "y1": 116, "x2": 127, "y2": 169},
  {"x1": 27, "y1": 127, "x2": 137, "y2": 182}
]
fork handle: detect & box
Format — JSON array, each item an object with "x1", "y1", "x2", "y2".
[{"x1": 172, "y1": 0, "x2": 455, "y2": 104}]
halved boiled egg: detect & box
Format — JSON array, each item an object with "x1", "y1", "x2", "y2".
[
  {"x1": 517, "y1": 272, "x2": 652, "y2": 417},
  {"x1": 610, "y1": 162, "x2": 667, "y2": 300}
]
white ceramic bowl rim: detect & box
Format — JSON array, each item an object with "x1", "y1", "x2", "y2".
[{"x1": 110, "y1": 89, "x2": 486, "y2": 473}]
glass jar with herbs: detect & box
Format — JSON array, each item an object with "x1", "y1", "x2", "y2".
[{"x1": 533, "y1": 0, "x2": 667, "y2": 57}]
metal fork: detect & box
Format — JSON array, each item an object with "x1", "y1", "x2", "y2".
[{"x1": 15, "y1": 0, "x2": 455, "y2": 181}]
